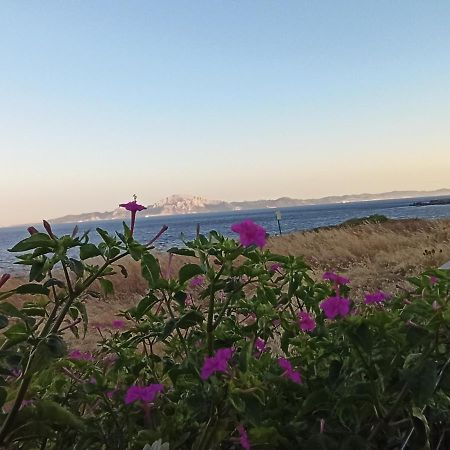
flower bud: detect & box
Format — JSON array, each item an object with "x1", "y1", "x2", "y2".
[
  {"x1": 43, "y1": 220, "x2": 55, "y2": 239},
  {"x1": 27, "y1": 226, "x2": 38, "y2": 235},
  {"x1": 0, "y1": 273, "x2": 11, "y2": 289}
]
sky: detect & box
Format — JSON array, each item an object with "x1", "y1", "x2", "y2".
[{"x1": 1, "y1": 1, "x2": 450, "y2": 227}]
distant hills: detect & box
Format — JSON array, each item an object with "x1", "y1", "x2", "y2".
[{"x1": 51, "y1": 189, "x2": 450, "y2": 224}]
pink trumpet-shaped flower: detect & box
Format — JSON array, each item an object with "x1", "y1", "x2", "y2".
[
  {"x1": 320, "y1": 296, "x2": 350, "y2": 320},
  {"x1": 297, "y1": 311, "x2": 316, "y2": 332},
  {"x1": 119, "y1": 198, "x2": 147, "y2": 236},
  {"x1": 322, "y1": 272, "x2": 350, "y2": 286},
  {"x1": 364, "y1": 291, "x2": 389, "y2": 305},
  {"x1": 124, "y1": 384, "x2": 164, "y2": 405},
  {"x1": 231, "y1": 220, "x2": 267, "y2": 248},
  {"x1": 200, "y1": 348, "x2": 233, "y2": 380},
  {"x1": 254, "y1": 337, "x2": 266, "y2": 354},
  {"x1": 278, "y1": 358, "x2": 302, "y2": 384}
]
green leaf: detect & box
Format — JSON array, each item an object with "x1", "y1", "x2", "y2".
[
  {"x1": 0, "y1": 314, "x2": 8, "y2": 329},
  {"x1": 9, "y1": 233, "x2": 56, "y2": 252},
  {"x1": 168, "y1": 247, "x2": 196, "y2": 257},
  {"x1": 99, "y1": 278, "x2": 114, "y2": 297},
  {"x1": 404, "y1": 360, "x2": 437, "y2": 405},
  {"x1": 176, "y1": 310, "x2": 204, "y2": 329},
  {"x1": 68, "y1": 258, "x2": 84, "y2": 277},
  {"x1": 36, "y1": 400, "x2": 83, "y2": 429},
  {"x1": 305, "y1": 434, "x2": 338, "y2": 450},
  {"x1": 134, "y1": 294, "x2": 159, "y2": 319},
  {"x1": 0, "y1": 387, "x2": 6, "y2": 408},
  {"x1": 28, "y1": 336, "x2": 67, "y2": 373},
  {"x1": 141, "y1": 253, "x2": 161, "y2": 286},
  {"x1": 80, "y1": 243, "x2": 101, "y2": 260},
  {"x1": 0, "y1": 302, "x2": 23, "y2": 318},
  {"x1": 96, "y1": 228, "x2": 116, "y2": 247},
  {"x1": 411, "y1": 406, "x2": 430, "y2": 449},
  {"x1": 179, "y1": 264, "x2": 204, "y2": 284},
  {"x1": 4, "y1": 323, "x2": 29, "y2": 344},
  {"x1": 29, "y1": 260, "x2": 45, "y2": 282},
  {"x1": 15, "y1": 283, "x2": 49, "y2": 296}
]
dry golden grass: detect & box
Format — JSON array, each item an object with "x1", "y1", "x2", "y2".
[{"x1": 2, "y1": 218, "x2": 450, "y2": 349}]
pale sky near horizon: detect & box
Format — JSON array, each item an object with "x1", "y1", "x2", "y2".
[{"x1": 1, "y1": 1, "x2": 450, "y2": 227}]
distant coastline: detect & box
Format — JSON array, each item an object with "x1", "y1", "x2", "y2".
[
  {"x1": 48, "y1": 189, "x2": 450, "y2": 226},
  {"x1": 410, "y1": 198, "x2": 450, "y2": 207}
]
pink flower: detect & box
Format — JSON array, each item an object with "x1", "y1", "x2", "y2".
[
  {"x1": 0, "y1": 274, "x2": 11, "y2": 289},
  {"x1": 277, "y1": 358, "x2": 302, "y2": 384},
  {"x1": 111, "y1": 319, "x2": 126, "y2": 330},
  {"x1": 430, "y1": 276, "x2": 439, "y2": 286},
  {"x1": 27, "y1": 226, "x2": 38, "y2": 235},
  {"x1": 68, "y1": 350, "x2": 95, "y2": 361},
  {"x1": 320, "y1": 296, "x2": 350, "y2": 320},
  {"x1": 255, "y1": 338, "x2": 266, "y2": 353},
  {"x1": 189, "y1": 276, "x2": 205, "y2": 288},
  {"x1": 237, "y1": 424, "x2": 251, "y2": 450},
  {"x1": 231, "y1": 220, "x2": 267, "y2": 248},
  {"x1": 119, "y1": 198, "x2": 147, "y2": 236},
  {"x1": 323, "y1": 272, "x2": 350, "y2": 286},
  {"x1": 269, "y1": 263, "x2": 282, "y2": 272},
  {"x1": 297, "y1": 311, "x2": 316, "y2": 332},
  {"x1": 200, "y1": 348, "x2": 233, "y2": 380},
  {"x1": 364, "y1": 291, "x2": 389, "y2": 305},
  {"x1": 124, "y1": 383, "x2": 164, "y2": 405}
]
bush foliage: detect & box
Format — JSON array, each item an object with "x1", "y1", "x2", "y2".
[{"x1": 1, "y1": 211, "x2": 450, "y2": 449}]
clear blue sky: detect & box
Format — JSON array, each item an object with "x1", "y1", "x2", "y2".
[{"x1": 1, "y1": 1, "x2": 450, "y2": 226}]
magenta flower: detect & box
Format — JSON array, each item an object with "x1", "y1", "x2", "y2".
[
  {"x1": 269, "y1": 263, "x2": 282, "y2": 272},
  {"x1": 237, "y1": 424, "x2": 251, "y2": 450},
  {"x1": 231, "y1": 220, "x2": 267, "y2": 248},
  {"x1": 320, "y1": 296, "x2": 350, "y2": 320},
  {"x1": 200, "y1": 347, "x2": 233, "y2": 380},
  {"x1": 278, "y1": 358, "x2": 302, "y2": 384},
  {"x1": 119, "y1": 198, "x2": 147, "y2": 236},
  {"x1": 430, "y1": 276, "x2": 439, "y2": 286},
  {"x1": 124, "y1": 383, "x2": 164, "y2": 405},
  {"x1": 364, "y1": 291, "x2": 389, "y2": 305},
  {"x1": 68, "y1": 350, "x2": 95, "y2": 361},
  {"x1": 297, "y1": 311, "x2": 316, "y2": 332},
  {"x1": 0, "y1": 273, "x2": 11, "y2": 289},
  {"x1": 111, "y1": 319, "x2": 126, "y2": 330},
  {"x1": 189, "y1": 276, "x2": 205, "y2": 288},
  {"x1": 43, "y1": 220, "x2": 56, "y2": 239},
  {"x1": 323, "y1": 271, "x2": 350, "y2": 286},
  {"x1": 255, "y1": 337, "x2": 266, "y2": 354}
]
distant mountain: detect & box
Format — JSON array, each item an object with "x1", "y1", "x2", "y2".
[{"x1": 50, "y1": 189, "x2": 450, "y2": 224}]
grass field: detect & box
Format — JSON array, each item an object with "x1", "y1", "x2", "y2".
[{"x1": 3, "y1": 218, "x2": 450, "y2": 348}]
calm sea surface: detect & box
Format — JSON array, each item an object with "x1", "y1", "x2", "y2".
[{"x1": 1, "y1": 196, "x2": 450, "y2": 272}]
